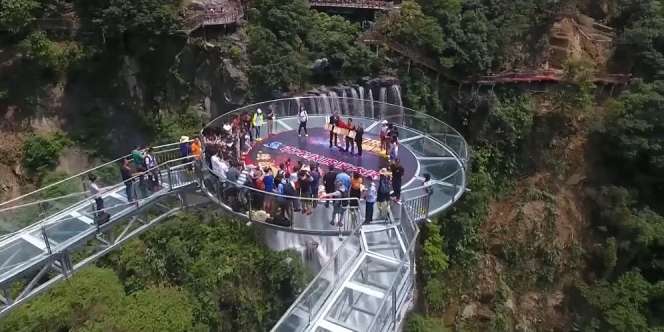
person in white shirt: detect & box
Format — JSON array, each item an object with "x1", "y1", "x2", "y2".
[
  {"x1": 298, "y1": 106, "x2": 308, "y2": 137},
  {"x1": 88, "y1": 174, "x2": 104, "y2": 217},
  {"x1": 211, "y1": 151, "x2": 228, "y2": 180},
  {"x1": 143, "y1": 147, "x2": 159, "y2": 191}
]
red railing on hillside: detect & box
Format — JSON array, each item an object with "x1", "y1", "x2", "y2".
[
  {"x1": 309, "y1": 0, "x2": 394, "y2": 10},
  {"x1": 465, "y1": 70, "x2": 632, "y2": 85}
]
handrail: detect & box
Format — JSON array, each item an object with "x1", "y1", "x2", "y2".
[
  {"x1": 218, "y1": 178, "x2": 362, "y2": 204},
  {"x1": 367, "y1": 200, "x2": 420, "y2": 331},
  {"x1": 0, "y1": 140, "x2": 191, "y2": 208},
  {"x1": 201, "y1": 96, "x2": 468, "y2": 164},
  {"x1": 0, "y1": 191, "x2": 89, "y2": 213},
  {"x1": 0, "y1": 158, "x2": 196, "y2": 242},
  {"x1": 271, "y1": 221, "x2": 364, "y2": 331}
]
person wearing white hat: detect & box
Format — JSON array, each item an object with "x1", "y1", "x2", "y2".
[{"x1": 252, "y1": 108, "x2": 264, "y2": 140}]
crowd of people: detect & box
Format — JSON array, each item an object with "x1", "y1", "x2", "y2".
[
  {"x1": 327, "y1": 112, "x2": 399, "y2": 160},
  {"x1": 88, "y1": 103, "x2": 426, "y2": 229},
  {"x1": 88, "y1": 141, "x2": 204, "y2": 222},
  {"x1": 207, "y1": 154, "x2": 410, "y2": 228}
]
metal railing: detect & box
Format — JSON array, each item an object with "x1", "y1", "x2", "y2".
[
  {"x1": 309, "y1": 0, "x2": 395, "y2": 10},
  {"x1": 204, "y1": 175, "x2": 363, "y2": 235},
  {"x1": 0, "y1": 158, "x2": 200, "y2": 317},
  {"x1": 0, "y1": 143, "x2": 193, "y2": 240},
  {"x1": 272, "y1": 222, "x2": 364, "y2": 332},
  {"x1": 367, "y1": 202, "x2": 420, "y2": 331},
  {"x1": 202, "y1": 97, "x2": 468, "y2": 164}
]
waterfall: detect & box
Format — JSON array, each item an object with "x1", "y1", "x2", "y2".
[
  {"x1": 379, "y1": 87, "x2": 387, "y2": 120},
  {"x1": 321, "y1": 93, "x2": 331, "y2": 115},
  {"x1": 390, "y1": 84, "x2": 403, "y2": 125},
  {"x1": 391, "y1": 84, "x2": 403, "y2": 106},
  {"x1": 349, "y1": 87, "x2": 359, "y2": 117},
  {"x1": 340, "y1": 89, "x2": 348, "y2": 115},
  {"x1": 329, "y1": 91, "x2": 340, "y2": 114},
  {"x1": 368, "y1": 89, "x2": 375, "y2": 119},
  {"x1": 358, "y1": 86, "x2": 365, "y2": 118},
  {"x1": 300, "y1": 81, "x2": 402, "y2": 121}
]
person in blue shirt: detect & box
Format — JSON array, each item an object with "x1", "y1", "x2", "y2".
[
  {"x1": 262, "y1": 167, "x2": 275, "y2": 214},
  {"x1": 335, "y1": 167, "x2": 351, "y2": 191}
]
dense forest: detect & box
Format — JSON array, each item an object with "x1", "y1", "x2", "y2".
[{"x1": 1, "y1": 0, "x2": 664, "y2": 331}]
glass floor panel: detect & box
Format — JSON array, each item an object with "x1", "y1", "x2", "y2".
[
  {"x1": 33, "y1": 217, "x2": 94, "y2": 245},
  {"x1": 352, "y1": 256, "x2": 401, "y2": 292},
  {"x1": 363, "y1": 228, "x2": 404, "y2": 260},
  {"x1": 0, "y1": 238, "x2": 43, "y2": 276},
  {"x1": 402, "y1": 137, "x2": 454, "y2": 159},
  {"x1": 419, "y1": 159, "x2": 462, "y2": 181},
  {"x1": 326, "y1": 288, "x2": 383, "y2": 332}
]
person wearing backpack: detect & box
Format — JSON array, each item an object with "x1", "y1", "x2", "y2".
[
  {"x1": 377, "y1": 168, "x2": 392, "y2": 221},
  {"x1": 321, "y1": 180, "x2": 348, "y2": 228},
  {"x1": 143, "y1": 147, "x2": 159, "y2": 192},
  {"x1": 390, "y1": 159, "x2": 405, "y2": 202},
  {"x1": 282, "y1": 174, "x2": 298, "y2": 222},
  {"x1": 323, "y1": 165, "x2": 338, "y2": 208}
]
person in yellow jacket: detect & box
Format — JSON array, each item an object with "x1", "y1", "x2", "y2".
[{"x1": 252, "y1": 108, "x2": 265, "y2": 140}]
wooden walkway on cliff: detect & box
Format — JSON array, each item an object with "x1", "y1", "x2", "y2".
[
  {"x1": 362, "y1": 32, "x2": 631, "y2": 87},
  {"x1": 308, "y1": 0, "x2": 395, "y2": 10}
]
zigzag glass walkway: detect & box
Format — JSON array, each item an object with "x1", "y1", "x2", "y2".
[
  {"x1": 201, "y1": 97, "x2": 468, "y2": 331},
  {"x1": 0, "y1": 97, "x2": 468, "y2": 332}
]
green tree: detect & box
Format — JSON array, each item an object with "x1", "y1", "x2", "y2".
[
  {"x1": 580, "y1": 271, "x2": 664, "y2": 332},
  {"x1": 0, "y1": 0, "x2": 39, "y2": 33},
  {"x1": 383, "y1": 1, "x2": 446, "y2": 60},
  {"x1": 405, "y1": 313, "x2": 449, "y2": 332},
  {"x1": 306, "y1": 12, "x2": 378, "y2": 80},
  {"x1": 74, "y1": 0, "x2": 181, "y2": 42},
  {"x1": 105, "y1": 212, "x2": 309, "y2": 330},
  {"x1": 22, "y1": 133, "x2": 70, "y2": 173},
  {"x1": 247, "y1": 25, "x2": 309, "y2": 97},
  {"x1": 79, "y1": 287, "x2": 193, "y2": 332},
  {"x1": 18, "y1": 31, "x2": 84, "y2": 73},
  {"x1": 0, "y1": 267, "x2": 124, "y2": 332},
  {"x1": 614, "y1": 0, "x2": 664, "y2": 80},
  {"x1": 596, "y1": 81, "x2": 664, "y2": 200}
]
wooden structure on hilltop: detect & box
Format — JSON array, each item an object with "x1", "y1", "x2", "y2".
[
  {"x1": 181, "y1": 0, "x2": 243, "y2": 34},
  {"x1": 308, "y1": 0, "x2": 395, "y2": 10}
]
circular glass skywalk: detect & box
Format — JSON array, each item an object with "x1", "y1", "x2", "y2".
[{"x1": 201, "y1": 97, "x2": 468, "y2": 234}]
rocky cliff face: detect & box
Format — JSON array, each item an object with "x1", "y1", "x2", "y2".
[{"x1": 171, "y1": 32, "x2": 250, "y2": 119}]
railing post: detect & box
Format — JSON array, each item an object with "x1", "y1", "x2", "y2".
[
  {"x1": 247, "y1": 190, "x2": 253, "y2": 222},
  {"x1": 392, "y1": 285, "x2": 397, "y2": 331},
  {"x1": 167, "y1": 167, "x2": 173, "y2": 191},
  {"x1": 307, "y1": 296, "x2": 312, "y2": 324},
  {"x1": 41, "y1": 226, "x2": 52, "y2": 256},
  {"x1": 334, "y1": 254, "x2": 339, "y2": 276}
]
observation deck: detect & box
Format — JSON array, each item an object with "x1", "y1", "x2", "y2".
[
  {"x1": 0, "y1": 97, "x2": 468, "y2": 332},
  {"x1": 201, "y1": 96, "x2": 468, "y2": 331}
]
